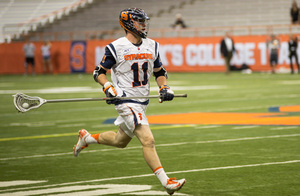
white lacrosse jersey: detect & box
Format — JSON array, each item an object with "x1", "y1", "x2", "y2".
[{"x1": 100, "y1": 37, "x2": 162, "y2": 104}]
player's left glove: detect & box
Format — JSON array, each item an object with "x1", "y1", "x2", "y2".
[
  {"x1": 103, "y1": 82, "x2": 120, "y2": 105},
  {"x1": 158, "y1": 85, "x2": 174, "y2": 103}
]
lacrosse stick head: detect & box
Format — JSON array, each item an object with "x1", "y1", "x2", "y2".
[{"x1": 13, "y1": 93, "x2": 47, "y2": 113}]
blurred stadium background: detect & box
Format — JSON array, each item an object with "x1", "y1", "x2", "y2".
[
  {"x1": 0, "y1": 0, "x2": 295, "y2": 41},
  {"x1": 0, "y1": 0, "x2": 299, "y2": 74}
]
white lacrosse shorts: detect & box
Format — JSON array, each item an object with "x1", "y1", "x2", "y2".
[{"x1": 114, "y1": 102, "x2": 149, "y2": 138}]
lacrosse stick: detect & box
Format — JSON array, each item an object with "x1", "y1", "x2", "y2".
[{"x1": 13, "y1": 93, "x2": 187, "y2": 113}]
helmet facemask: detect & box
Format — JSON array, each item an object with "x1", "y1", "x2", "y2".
[{"x1": 132, "y1": 18, "x2": 149, "y2": 38}]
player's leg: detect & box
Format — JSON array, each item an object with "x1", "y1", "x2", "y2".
[
  {"x1": 73, "y1": 127, "x2": 131, "y2": 157},
  {"x1": 134, "y1": 124, "x2": 161, "y2": 170},
  {"x1": 270, "y1": 57, "x2": 275, "y2": 74},
  {"x1": 290, "y1": 55, "x2": 294, "y2": 74},
  {"x1": 225, "y1": 56, "x2": 230, "y2": 74},
  {"x1": 31, "y1": 58, "x2": 35, "y2": 75},
  {"x1": 134, "y1": 125, "x2": 185, "y2": 195},
  {"x1": 24, "y1": 58, "x2": 28, "y2": 76},
  {"x1": 42, "y1": 58, "x2": 47, "y2": 74},
  {"x1": 74, "y1": 103, "x2": 138, "y2": 157},
  {"x1": 225, "y1": 52, "x2": 233, "y2": 75},
  {"x1": 294, "y1": 53, "x2": 300, "y2": 73},
  {"x1": 98, "y1": 127, "x2": 132, "y2": 148}
]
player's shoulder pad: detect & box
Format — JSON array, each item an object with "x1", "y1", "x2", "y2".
[
  {"x1": 144, "y1": 38, "x2": 159, "y2": 58},
  {"x1": 143, "y1": 37, "x2": 157, "y2": 47},
  {"x1": 112, "y1": 37, "x2": 128, "y2": 45}
]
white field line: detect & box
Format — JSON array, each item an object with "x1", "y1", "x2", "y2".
[
  {"x1": 270, "y1": 126, "x2": 299, "y2": 130},
  {"x1": 194, "y1": 125, "x2": 221, "y2": 129},
  {"x1": 166, "y1": 160, "x2": 300, "y2": 175},
  {"x1": 0, "y1": 180, "x2": 47, "y2": 188},
  {"x1": 0, "y1": 87, "x2": 96, "y2": 94},
  {"x1": 1, "y1": 160, "x2": 299, "y2": 194},
  {"x1": 1, "y1": 133, "x2": 299, "y2": 161},
  {"x1": 91, "y1": 124, "x2": 120, "y2": 128},
  {"x1": 232, "y1": 126, "x2": 260, "y2": 130},
  {"x1": 0, "y1": 85, "x2": 226, "y2": 95},
  {"x1": 57, "y1": 123, "x2": 86, "y2": 128}
]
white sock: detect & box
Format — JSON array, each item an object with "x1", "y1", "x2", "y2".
[
  {"x1": 84, "y1": 134, "x2": 99, "y2": 144},
  {"x1": 153, "y1": 166, "x2": 169, "y2": 187}
]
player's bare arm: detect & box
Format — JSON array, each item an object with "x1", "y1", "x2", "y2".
[
  {"x1": 93, "y1": 65, "x2": 118, "y2": 104},
  {"x1": 154, "y1": 67, "x2": 167, "y2": 87},
  {"x1": 95, "y1": 65, "x2": 109, "y2": 86}
]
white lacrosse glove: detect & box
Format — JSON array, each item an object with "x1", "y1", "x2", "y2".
[
  {"x1": 158, "y1": 85, "x2": 174, "y2": 103},
  {"x1": 103, "y1": 82, "x2": 118, "y2": 104}
]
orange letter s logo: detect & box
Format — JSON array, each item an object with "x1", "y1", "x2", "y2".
[{"x1": 121, "y1": 12, "x2": 128, "y2": 20}]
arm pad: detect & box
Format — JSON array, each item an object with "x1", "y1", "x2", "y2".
[
  {"x1": 153, "y1": 66, "x2": 168, "y2": 79},
  {"x1": 93, "y1": 65, "x2": 107, "y2": 82}
]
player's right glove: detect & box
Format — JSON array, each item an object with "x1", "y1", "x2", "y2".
[
  {"x1": 158, "y1": 85, "x2": 174, "y2": 103},
  {"x1": 103, "y1": 82, "x2": 119, "y2": 105}
]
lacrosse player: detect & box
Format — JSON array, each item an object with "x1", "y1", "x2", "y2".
[{"x1": 73, "y1": 8, "x2": 185, "y2": 195}]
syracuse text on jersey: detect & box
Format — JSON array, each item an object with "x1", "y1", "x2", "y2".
[{"x1": 124, "y1": 53, "x2": 153, "y2": 60}]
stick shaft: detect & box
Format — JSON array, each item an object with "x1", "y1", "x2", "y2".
[{"x1": 46, "y1": 94, "x2": 187, "y2": 103}]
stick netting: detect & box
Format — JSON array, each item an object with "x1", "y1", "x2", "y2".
[{"x1": 13, "y1": 93, "x2": 44, "y2": 113}]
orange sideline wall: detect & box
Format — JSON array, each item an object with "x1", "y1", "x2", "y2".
[{"x1": 0, "y1": 35, "x2": 294, "y2": 74}]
